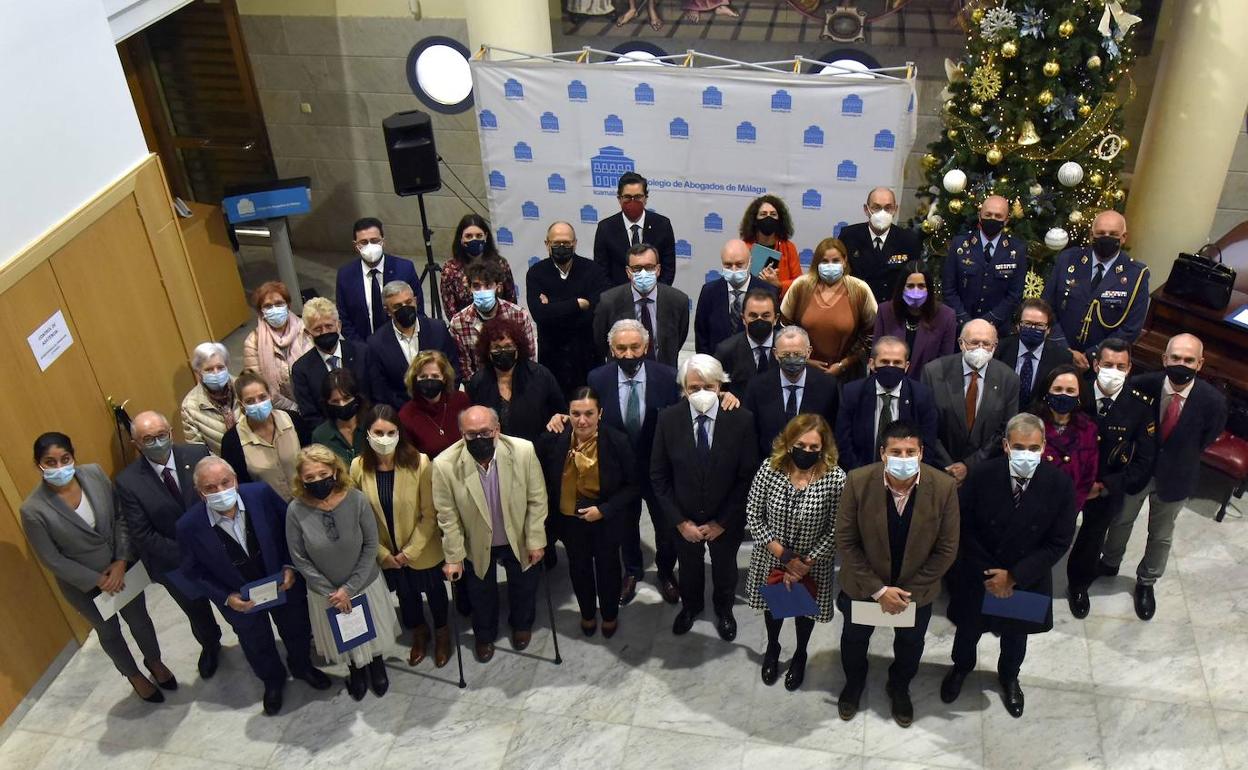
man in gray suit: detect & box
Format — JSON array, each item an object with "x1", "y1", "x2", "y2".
[
  {"x1": 593, "y1": 243, "x2": 690, "y2": 367},
  {"x1": 920, "y1": 319, "x2": 1020, "y2": 484},
  {"x1": 116, "y1": 411, "x2": 223, "y2": 677}
]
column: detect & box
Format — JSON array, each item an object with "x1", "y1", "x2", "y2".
[{"x1": 464, "y1": 0, "x2": 552, "y2": 58}]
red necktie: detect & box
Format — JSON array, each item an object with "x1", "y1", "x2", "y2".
[
  {"x1": 1160, "y1": 393, "x2": 1183, "y2": 441},
  {"x1": 965, "y1": 369, "x2": 980, "y2": 430},
  {"x1": 161, "y1": 467, "x2": 181, "y2": 502}
]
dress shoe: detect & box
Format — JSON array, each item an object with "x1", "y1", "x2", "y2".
[
  {"x1": 580, "y1": 619, "x2": 598, "y2": 637},
  {"x1": 145, "y1": 661, "x2": 177, "y2": 691},
  {"x1": 408, "y1": 624, "x2": 430, "y2": 666},
  {"x1": 761, "y1": 644, "x2": 781, "y2": 686},
  {"x1": 346, "y1": 665, "x2": 368, "y2": 701},
  {"x1": 262, "y1": 681, "x2": 284, "y2": 715},
  {"x1": 658, "y1": 576, "x2": 681, "y2": 605},
  {"x1": 784, "y1": 651, "x2": 807, "y2": 691},
  {"x1": 1001, "y1": 678, "x2": 1025, "y2": 718},
  {"x1": 1097, "y1": 561, "x2": 1119, "y2": 578},
  {"x1": 474, "y1": 641, "x2": 495, "y2": 663},
  {"x1": 433, "y1": 626, "x2": 452, "y2": 668},
  {"x1": 1068, "y1": 588, "x2": 1091, "y2": 619},
  {"x1": 940, "y1": 668, "x2": 969, "y2": 703},
  {"x1": 511, "y1": 629, "x2": 532, "y2": 651},
  {"x1": 367, "y1": 656, "x2": 389, "y2": 697},
  {"x1": 715, "y1": 612, "x2": 737, "y2": 642},
  {"x1": 131, "y1": 676, "x2": 165, "y2": 704},
  {"x1": 886, "y1": 682, "x2": 914, "y2": 728},
  {"x1": 292, "y1": 667, "x2": 332, "y2": 690},
  {"x1": 1134, "y1": 582, "x2": 1156, "y2": 620},
  {"x1": 672, "y1": 608, "x2": 698, "y2": 635},
  {"x1": 620, "y1": 575, "x2": 639, "y2": 606},
  {"x1": 198, "y1": 644, "x2": 221, "y2": 680},
  {"x1": 837, "y1": 679, "x2": 864, "y2": 720},
  {"x1": 601, "y1": 619, "x2": 619, "y2": 639}
]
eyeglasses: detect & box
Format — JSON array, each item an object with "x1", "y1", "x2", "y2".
[
  {"x1": 490, "y1": 346, "x2": 517, "y2": 355},
  {"x1": 321, "y1": 512, "x2": 339, "y2": 542},
  {"x1": 139, "y1": 433, "x2": 171, "y2": 447},
  {"x1": 618, "y1": 194, "x2": 646, "y2": 202},
  {"x1": 463, "y1": 431, "x2": 496, "y2": 441},
  {"x1": 548, "y1": 241, "x2": 574, "y2": 248},
  {"x1": 354, "y1": 237, "x2": 383, "y2": 247},
  {"x1": 1019, "y1": 322, "x2": 1048, "y2": 331}
]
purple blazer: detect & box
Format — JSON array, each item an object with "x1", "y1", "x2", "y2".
[
  {"x1": 1043, "y1": 414, "x2": 1099, "y2": 505},
  {"x1": 873, "y1": 302, "x2": 957, "y2": 378}
]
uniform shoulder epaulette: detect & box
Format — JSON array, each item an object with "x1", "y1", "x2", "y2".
[{"x1": 1129, "y1": 387, "x2": 1154, "y2": 405}]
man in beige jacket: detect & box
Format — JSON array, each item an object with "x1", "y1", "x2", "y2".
[{"x1": 433, "y1": 406, "x2": 548, "y2": 662}]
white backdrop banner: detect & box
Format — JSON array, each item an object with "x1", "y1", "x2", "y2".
[{"x1": 471, "y1": 58, "x2": 917, "y2": 304}]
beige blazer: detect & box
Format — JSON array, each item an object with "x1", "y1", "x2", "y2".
[
  {"x1": 350, "y1": 454, "x2": 444, "y2": 570},
  {"x1": 431, "y1": 435, "x2": 547, "y2": 572}
]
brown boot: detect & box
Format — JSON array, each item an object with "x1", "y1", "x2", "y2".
[
  {"x1": 408, "y1": 625, "x2": 430, "y2": 666},
  {"x1": 433, "y1": 626, "x2": 452, "y2": 668}
]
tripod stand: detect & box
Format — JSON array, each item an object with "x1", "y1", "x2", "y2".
[{"x1": 415, "y1": 192, "x2": 444, "y2": 321}]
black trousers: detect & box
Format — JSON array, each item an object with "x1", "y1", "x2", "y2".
[
  {"x1": 157, "y1": 572, "x2": 222, "y2": 650},
  {"x1": 558, "y1": 514, "x2": 622, "y2": 621},
  {"x1": 387, "y1": 565, "x2": 449, "y2": 630},
  {"x1": 229, "y1": 588, "x2": 315, "y2": 686},
  {"x1": 675, "y1": 529, "x2": 742, "y2": 616},
  {"x1": 836, "y1": 591, "x2": 933, "y2": 690},
  {"x1": 466, "y1": 545, "x2": 541, "y2": 643},
  {"x1": 620, "y1": 493, "x2": 678, "y2": 581},
  {"x1": 951, "y1": 618, "x2": 1028, "y2": 682},
  {"x1": 1067, "y1": 492, "x2": 1123, "y2": 591}
]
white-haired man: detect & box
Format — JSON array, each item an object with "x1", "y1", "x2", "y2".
[{"x1": 743, "y1": 325, "x2": 840, "y2": 456}]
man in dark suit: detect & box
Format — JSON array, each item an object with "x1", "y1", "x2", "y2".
[
  {"x1": 593, "y1": 243, "x2": 690, "y2": 367},
  {"x1": 835, "y1": 337, "x2": 939, "y2": 470},
  {"x1": 836, "y1": 420, "x2": 960, "y2": 727},
  {"x1": 292, "y1": 297, "x2": 369, "y2": 432},
  {"x1": 116, "y1": 411, "x2": 222, "y2": 677},
  {"x1": 839, "y1": 187, "x2": 924, "y2": 302},
  {"x1": 994, "y1": 298, "x2": 1074, "y2": 409},
  {"x1": 1066, "y1": 337, "x2": 1156, "y2": 619},
  {"x1": 695, "y1": 239, "x2": 778, "y2": 354},
  {"x1": 744, "y1": 326, "x2": 839, "y2": 457},
  {"x1": 593, "y1": 172, "x2": 677, "y2": 287},
  {"x1": 713, "y1": 289, "x2": 778, "y2": 398},
  {"x1": 178, "y1": 457, "x2": 331, "y2": 715},
  {"x1": 650, "y1": 354, "x2": 758, "y2": 641},
  {"x1": 336, "y1": 217, "x2": 422, "y2": 342},
  {"x1": 941, "y1": 195, "x2": 1028, "y2": 333},
  {"x1": 921, "y1": 319, "x2": 1020, "y2": 485},
  {"x1": 1100, "y1": 333, "x2": 1227, "y2": 620},
  {"x1": 527, "y1": 221, "x2": 609, "y2": 397},
  {"x1": 941, "y1": 413, "x2": 1077, "y2": 718},
  {"x1": 366, "y1": 279, "x2": 459, "y2": 409}
]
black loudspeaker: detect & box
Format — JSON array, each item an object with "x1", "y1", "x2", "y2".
[{"x1": 382, "y1": 110, "x2": 442, "y2": 196}]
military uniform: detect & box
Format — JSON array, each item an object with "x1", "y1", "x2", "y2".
[
  {"x1": 1042, "y1": 247, "x2": 1150, "y2": 355},
  {"x1": 941, "y1": 230, "x2": 1027, "y2": 332}
]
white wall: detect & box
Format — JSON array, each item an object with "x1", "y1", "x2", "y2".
[{"x1": 0, "y1": 0, "x2": 149, "y2": 262}]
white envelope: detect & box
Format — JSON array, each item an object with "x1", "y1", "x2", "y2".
[
  {"x1": 93, "y1": 562, "x2": 152, "y2": 620},
  {"x1": 851, "y1": 600, "x2": 917, "y2": 628}
]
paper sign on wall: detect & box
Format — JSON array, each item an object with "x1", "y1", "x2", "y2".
[{"x1": 27, "y1": 310, "x2": 74, "y2": 371}]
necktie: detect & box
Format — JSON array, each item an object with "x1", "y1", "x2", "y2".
[
  {"x1": 1099, "y1": 397, "x2": 1113, "y2": 418},
  {"x1": 160, "y1": 467, "x2": 181, "y2": 503},
  {"x1": 327, "y1": 355, "x2": 341, "y2": 370},
  {"x1": 695, "y1": 414, "x2": 711, "y2": 457},
  {"x1": 983, "y1": 241, "x2": 993, "y2": 262},
  {"x1": 1092, "y1": 263, "x2": 1105, "y2": 291},
  {"x1": 368, "y1": 268, "x2": 385, "y2": 333},
  {"x1": 784, "y1": 385, "x2": 799, "y2": 421},
  {"x1": 730, "y1": 290, "x2": 744, "y2": 331},
  {"x1": 876, "y1": 392, "x2": 894, "y2": 451},
  {"x1": 756, "y1": 346, "x2": 769, "y2": 374},
  {"x1": 1018, "y1": 351, "x2": 1035, "y2": 406},
  {"x1": 624, "y1": 379, "x2": 642, "y2": 440},
  {"x1": 1012, "y1": 477, "x2": 1025, "y2": 508},
  {"x1": 965, "y1": 369, "x2": 980, "y2": 429},
  {"x1": 873, "y1": 236, "x2": 883, "y2": 254},
  {"x1": 630, "y1": 224, "x2": 641, "y2": 247},
  {"x1": 637, "y1": 297, "x2": 656, "y2": 359},
  {"x1": 1160, "y1": 393, "x2": 1184, "y2": 441}
]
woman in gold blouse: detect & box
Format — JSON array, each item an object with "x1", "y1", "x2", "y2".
[
  {"x1": 780, "y1": 237, "x2": 878, "y2": 381},
  {"x1": 350, "y1": 404, "x2": 450, "y2": 667},
  {"x1": 536, "y1": 387, "x2": 638, "y2": 637}
]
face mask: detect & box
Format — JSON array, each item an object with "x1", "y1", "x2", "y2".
[
  {"x1": 631, "y1": 269, "x2": 657, "y2": 294},
  {"x1": 721, "y1": 268, "x2": 749, "y2": 287},
  {"x1": 202, "y1": 369, "x2": 230, "y2": 391},
  {"x1": 688, "y1": 389, "x2": 718, "y2": 414},
  {"x1": 473, "y1": 289, "x2": 498, "y2": 314},
  {"x1": 869, "y1": 209, "x2": 894, "y2": 231},
  {"x1": 779, "y1": 355, "x2": 807, "y2": 376},
  {"x1": 367, "y1": 433, "x2": 399, "y2": 456},
  {"x1": 305, "y1": 477, "x2": 336, "y2": 500},
  {"x1": 746, "y1": 319, "x2": 773, "y2": 343},
  {"x1": 874, "y1": 365, "x2": 906, "y2": 390},
  {"x1": 1096, "y1": 367, "x2": 1127, "y2": 395},
  {"x1": 617, "y1": 356, "x2": 644, "y2": 377},
  {"x1": 902, "y1": 288, "x2": 928, "y2": 308},
  {"x1": 466, "y1": 436, "x2": 496, "y2": 463},
  {"x1": 262, "y1": 306, "x2": 289, "y2": 328},
  {"x1": 359, "y1": 243, "x2": 384, "y2": 264},
  {"x1": 205, "y1": 487, "x2": 238, "y2": 512},
  {"x1": 791, "y1": 446, "x2": 820, "y2": 470},
  {"x1": 885, "y1": 455, "x2": 920, "y2": 481},
  {"x1": 490, "y1": 349, "x2": 518, "y2": 372},
  {"x1": 326, "y1": 400, "x2": 360, "y2": 422},
  {"x1": 393, "y1": 304, "x2": 419, "y2": 329},
  {"x1": 817, "y1": 262, "x2": 844, "y2": 283},
  {"x1": 243, "y1": 399, "x2": 273, "y2": 422},
  {"x1": 1164, "y1": 363, "x2": 1196, "y2": 387},
  {"x1": 620, "y1": 199, "x2": 645, "y2": 221},
  {"x1": 550, "y1": 244, "x2": 574, "y2": 263},
  {"x1": 42, "y1": 463, "x2": 76, "y2": 487},
  {"x1": 755, "y1": 216, "x2": 781, "y2": 237},
  {"x1": 1008, "y1": 449, "x2": 1043, "y2": 479},
  {"x1": 463, "y1": 239, "x2": 486, "y2": 258},
  {"x1": 139, "y1": 436, "x2": 172, "y2": 464},
  {"x1": 415, "y1": 378, "x2": 444, "y2": 400},
  {"x1": 979, "y1": 218, "x2": 1005, "y2": 239},
  {"x1": 1045, "y1": 392, "x2": 1079, "y2": 415},
  {"x1": 313, "y1": 331, "x2": 339, "y2": 353},
  {"x1": 962, "y1": 347, "x2": 993, "y2": 370},
  {"x1": 1019, "y1": 326, "x2": 1047, "y2": 350},
  {"x1": 1092, "y1": 235, "x2": 1120, "y2": 260}
]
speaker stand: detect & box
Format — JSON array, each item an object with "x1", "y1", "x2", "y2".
[{"x1": 416, "y1": 193, "x2": 443, "y2": 321}]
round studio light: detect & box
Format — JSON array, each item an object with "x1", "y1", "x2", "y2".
[
  {"x1": 610, "y1": 41, "x2": 668, "y2": 66},
  {"x1": 811, "y1": 49, "x2": 882, "y2": 79},
  {"x1": 407, "y1": 36, "x2": 474, "y2": 114}
]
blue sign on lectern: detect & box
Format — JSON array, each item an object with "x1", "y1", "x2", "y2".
[{"x1": 222, "y1": 178, "x2": 311, "y2": 224}]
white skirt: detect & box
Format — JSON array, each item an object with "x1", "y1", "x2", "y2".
[{"x1": 307, "y1": 572, "x2": 398, "y2": 667}]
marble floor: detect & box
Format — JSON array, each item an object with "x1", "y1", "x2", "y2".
[{"x1": 2, "y1": 482, "x2": 1246, "y2": 770}]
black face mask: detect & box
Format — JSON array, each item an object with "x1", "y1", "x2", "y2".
[
  {"x1": 755, "y1": 216, "x2": 781, "y2": 237},
  {"x1": 746, "y1": 319, "x2": 773, "y2": 343},
  {"x1": 1045, "y1": 392, "x2": 1079, "y2": 415},
  {"x1": 874, "y1": 365, "x2": 906, "y2": 390},
  {"x1": 550, "y1": 245, "x2": 575, "y2": 263},
  {"x1": 490, "y1": 350, "x2": 518, "y2": 372},
  {"x1": 779, "y1": 355, "x2": 807, "y2": 376},
  {"x1": 463, "y1": 239, "x2": 486, "y2": 259},
  {"x1": 1165, "y1": 364, "x2": 1196, "y2": 386},
  {"x1": 1092, "y1": 235, "x2": 1121, "y2": 260},
  {"x1": 313, "y1": 331, "x2": 339, "y2": 353},
  {"x1": 617, "y1": 356, "x2": 644, "y2": 377},
  {"x1": 305, "y1": 477, "x2": 336, "y2": 500},
  {"x1": 326, "y1": 400, "x2": 360, "y2": 421},
  {"x1": 393, "y1": 304, "x2": 419, "y2": 329},
  {"x1": 466, "y1": 436, "x2": 495, "y2": 463},
  {"x1": 979, "y1": 218, "x2": 1005, "y2": 238},
  {"x1": 791, "y1": 446, "x2": 820, "y2": 470},
  {"x1": 415, "y1": 379, "x2": 444, "y2": 400}
]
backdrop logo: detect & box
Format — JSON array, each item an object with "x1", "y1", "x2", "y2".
[
  {"x1": 799, "y1": 248, "x2": 813, "y2": 267},
  {"x1": 770, "y1": 89, "x2": 792, "y2": 112},
  {"x1": 833, "y1": 221, "x2": 848, "y2": 237},
  {"x1": 675, "y1": 240, "x2": 693, "y2": 259},
  {"x1": 635, "y1": 83, "x2": 654, "y2": 105},
  {"x1": 528, "y1": 256, "x2": 542, "y2": 269},
  {"x1": 567, "y1": 79, "x2": 588, "y2": 102},
  {"x1": 504, "y1": 78, "x2": 524, "y2": 100},
  {"x1": 580, "y1": 204, "x2": 599, "y2": 223},
  {"x1": 702, "y1": 86, "x2": 722, "y2": 109},
  {"x1": 521, "y1": 201, "x2": 540, "y2": 220},
  {"x1": 513, "y1": 142, "x2": 533, "y2": 162},
  {"x1": 803, "y1": 125, "x2": 824, "y2": 147},
  {"x1": 703, "y1": 212, "x2": 723, "y2": 232},
  {"x1": 801, "y1": 189, "x2": 822, "y2": 210},
  {"x1": 590, "y1": 146, "x2": 635, "y2": 191},
  {"x1": 604, "y1": 114, "x2": 624, "y2": 136},
  {"x1": 489, "y1": 171, "x2": 506, "y2": 190},
  {"x1": 703, "y1": 269, "x2": 721, "y2": 283},
  {"x1": 736, "y1": 121, "x2": 757, "y2": 143},
  {"x1": 841, "y1": 94, "x2": 863, "y2": 115},
  {"x1": 479, "y1": 110, "x2": 498, "y2": 130},
  {"x1": 836, "y1": 160, "x2": 858, "y2": 181},
  {"x1": 540, "y1": 111, "x2": 560, "y2": 132},
  {"x1": 497, "y1": 227, "x2": 514, "y2": 245},
  {"x1": 873, "y1": 130, "x2": 896, "y2": 151},
  {"x1": 548, "y1": 174, "x2": 566, "y2": 193},
  {"x1": 669, "y1": 118, "x2": 689, "y2": 139}
]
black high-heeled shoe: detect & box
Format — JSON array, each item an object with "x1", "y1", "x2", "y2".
[
  {"x1": 761, "y1": 644, "x2": 781, "y2": 686},
  {"x1": 346, "y1": 664, "x2": 368, "y2": 701},
  {"x1": 131, "y1": 676, "x2": 165, "y2": 704},
  {"x1": 784, "y1": 650, "x2": 808, "y2": 691},
  {"x1": 367, "y1": 656, "x2": 389, "y2": 697},
  {"x1": 145, "y1": 661, "x2": 177, "y2": 691}
]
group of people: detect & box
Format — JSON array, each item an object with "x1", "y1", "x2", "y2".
[{"x1": 19, "y1": 175, "x2": 1228, "y2": 729}]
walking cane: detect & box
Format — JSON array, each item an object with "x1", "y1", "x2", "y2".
[
  {"x1": 448, "y1": 578, "x2": 467, "y2": 688},
  {"x1": 541, "y1": 561, "x2": 563, "y2": 665}
]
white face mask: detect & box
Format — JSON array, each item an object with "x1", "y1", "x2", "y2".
[
  {"x1": 367, "y1": 433, "x2": 399, "y2": 456},
  {"x1": 869, "y1": 209, "x2": 894, "y2": 231},
  {"x1": 359, "y1": 242, "x2": 384, "y2": 264},
  {"x1": 1096, "y1": 367, "x2": 1127, "y2": 395},
  {"x1": 688, "y1": 389, "x2": 718, "y2": 414},
  {"x1": 885, "y1": 455, "x2": 920, "y2": 480},
  {"x1": 962, "y1": 346, "x2": 993, "y2": 370},
  {"x1": 1008, "y1": 449, "x2": 1043, "y2": 479}
]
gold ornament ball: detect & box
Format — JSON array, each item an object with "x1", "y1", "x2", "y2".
[
  {"x1": 921, "y1": 219, "x2": 936, "y2": 234},
  {"x1": 947, "y1": 198, "x2": 965, "y2": 214},
  {"x1": 1120, "y1": 138, "x2": 1131, "y2": 151},
  {"x1": 1037, "y1": 89, "x2": 1054, "y2": 106},
  {"x1": 986, "y1": 146, "x2": 1003, "y2": 165},
  {"x1": 971, "y1": 8, "x2": 984, "y2": 23},
  {"x1": 944, "y1": 99, "x2": 956, "y2": 113},
  {"x1": 1113, "y1": 189, "x2": 1126, "y2": 202},
  {"x1": 947, "y1": 128, "x2": 960, "y2": 140},
  {"x1": 1068, "y1": 210, "x2": 1084, "y2": 224},
  {"x1": 1001, "y1": 40, "x2": 1019, "y2": 58},
  {"x1": 1043, "y1": 60, "x2": 1061, "y2": 78},
  {"x1": 1058, "y1": 20, "x2": 1075, "y2": 38},
  {"x1": 1078, "y1": 104, "x2": 1093, "y2": 118},
  {"x1": 1089, "y1": 171, "x2": 1104, "y2": 187},
  {"x1": 969, "y1": 102, "x2": 983, "y2": 116},
  {"x1": 1087, "y1": 55, "x2": 1102, "y2": 70},
  {"x1": 922, "y1": 153, "x2": 940, "y2": 171}
]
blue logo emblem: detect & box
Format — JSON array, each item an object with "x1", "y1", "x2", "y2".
[
  {"x1": 521, "y1": 201, "x2": 540, "y2": 220},
  {"x1": 669, "y1": 117, "x2": 689, "y2": 139},
  {"x1": 528, "y1": 256, "x2": 542, "y2": 269},
  {"x1": 540, "y1": 111, "x2": 560, "y2": 133},
  {"x1": 675, "y1": 240, "x2": 693, "y2": 259},
  {"x1": 771, "y1": 89, "x2": 792, "y2": 112},
  {"x1": 702, "y1": 86, "x2": 722, "y2": 109},
  {"x1": 635, "y1": 83, "x2": 654, "y2": 105},
  {"x1": 504, "y1": 78, "x2": 524, "y2": 100},
  {"x1": 873, "y1": 130, "x2": 896, "y2": 151},
  {"x1": 841, "y1": 93, "x2": 863, "y2": 115},
  {"x1": 801, "y1": 189, "x2": 822, "y2": 210},
  {"x1": 803, "y1": 125, "x2": 824, "y2": 147},
  {"x1": 799, "y1": 248, "x2": 814, "y2": 267},
  {"x1": 704, "y1": 269, "x2": 721, "y2": 283},
  {"x1": 488, "y1": 171, "x2": 506, "y2": 190},
  {"x1": 703, "y1": 212, "x2": 723, "y2": 232},
  {"x1": 836, "y1": 160, "x2": 858, "y2": 181},
  {"x1": 908, "y1": 93, "x2": 915, "y2": 113},
  {"x1": 604, "y1": 114, "x2": 624, "y2": 136},
  {"x1": 513, "y1": 142, "x2": 533, "y2": 162},
  {"x1": 548, "y1": 174, "x2": 566, "y2": 193},
  {"x1": 567, "y1": 80, "x2": 588, "y2": 102},
  {"x1": 580, "y1": 204, "x2": 598, "y2": 224},
  {"x1": 497, "y1": 227, "x2": 514, "y2": 245},
  {"x1": 736, "y1": 121, "x2": 757, "y2": 143},
  {"x1": 833, "y1": 221, "x2": 848, "y2": 238},
  {"x1": 479, "y1": 110, "x2": 498, "y2": 130},
  {"x1": 590, "y1": 146, "x2": 635, "y2": 191}
]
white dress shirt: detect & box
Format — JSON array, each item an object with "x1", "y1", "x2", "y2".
[
  {"x1": 147, "y1": 451, "x2": 179, "y2": 492},
  {"x1": 318, "y1": 340, "x2": 344, "y2": 370},
  {"x1": 689, "y1": 398, "x2": 719, "y2": 446},
  {"x1": 961, "y1": 359, "x2": 987, "y2": 412},
  {"x1": 207, "y1": 494, "x2": 249, "y2": 554},
  {"x1": 360, "y1": 256, "x2": 386, "y2": 327},
  {"x1": 623, "y1": 210, "x2": 647, "y2": 243},
  {"x1": 393, "y1": 318, "x2": 421, "y2": 364},
  {"x1": 873, "y1": 380, "x2": 903, "y2": 432},
  {"x1": 779, "y1": 368, "x2": 808, "y2": 412},
  {"x1": 630, "y1": 285, "x2": 660, "y2": 353},
  {"x1": 617, "y1": 363, "x2": 648, "y2": 422}
]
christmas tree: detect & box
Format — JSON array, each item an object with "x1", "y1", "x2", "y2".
[{"x1": 917, "y1": 0, "x2": 1144, "y2": 296}]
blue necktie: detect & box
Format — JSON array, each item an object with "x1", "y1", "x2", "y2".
[
  {"x1": 784, "y1": 385, "x2": 799, "y2": 421},
  {"x1": 696, "y1": 415, "x2": 710, "y2": 458},
  {"x1": 1018, "y1": 351, "x2": 1035, "y2": 406},
  {"x1": 624, "y1": 379, "x2": 642, "y2": 440}
]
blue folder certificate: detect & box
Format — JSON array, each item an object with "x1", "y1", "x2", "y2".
[
  {"x1": 759, "y1": 581, "x2": 820, "y2": 619},
  {"x1": 750, "y1": 242, "x2": 781, "y2": 275},
  {"x1": 242, "y1": 572, "x2": 287, "y2": 614},
  {"x1": 982, "y1": 589, "x2": 1050, "y2": 623},
  {"x1": 327, "y1": 594, "x2": 377, "y2": 653}
]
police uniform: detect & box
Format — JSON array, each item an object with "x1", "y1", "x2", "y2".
[
  {"x1": 1042, "y1": 247, "x2": 1150, "y2": 355},
  {"x1": 1065, "y1": 380, "x2": 1156, "y2": 594},
  {"x1": 941, "y1": 230, "x2": 1027, "y2": 332}
]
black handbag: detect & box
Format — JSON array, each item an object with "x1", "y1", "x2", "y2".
[{"x1": 1164, "y1": 243, "x2": 1236, "y2": 310}]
